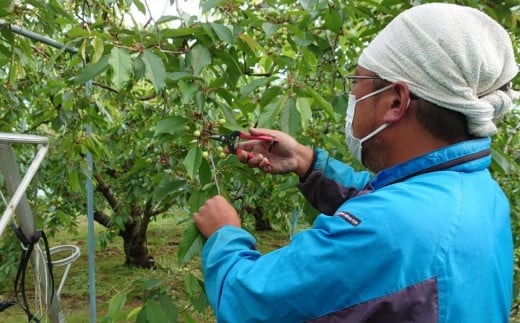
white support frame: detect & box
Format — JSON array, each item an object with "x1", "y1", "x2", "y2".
[
  {"x1": 0, "y1": 132, "x2": 64, "y2": 323},
  {"x1": 0, "y1": 133, "x2": 48, "y2": 238}
]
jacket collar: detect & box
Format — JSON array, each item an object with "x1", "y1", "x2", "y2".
[{"x1": 367, "y1": 137, "x2": 492, "y2": 190}]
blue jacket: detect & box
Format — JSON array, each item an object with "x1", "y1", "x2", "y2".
[{"x1": 201, "y1": 138, "x2": 513, "y2": 322}]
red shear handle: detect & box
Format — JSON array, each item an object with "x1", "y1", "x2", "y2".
[{"x1": 239, "y1": 132, "x2": 279, "y2": 142}]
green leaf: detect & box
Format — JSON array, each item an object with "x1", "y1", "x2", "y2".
[
  {"x1": 66, "y1": 27, "x2": 90, "y2": 37},
  {"x1": 190, "y1": 44, "x2": 211, "y2": 75},
  {"x1": 156, "y1": 15, "x2": 179, "y2": 25},
  {"x1": 72, "y1": 55, "x2": 109, "y2": 85},
  {"x1": 296, "y1": 97, "x2": 313, "y2": 129},
  {"x1": 178, "y1": 80, "x2": 198, "y2": 105},
  {"x1": 160, "y1": 26, "x2": 206, "y2": 38},
  {"x1": 134, "y1": 56, "x2": 146, "y2": 79},
  {"x1": 201, "y1": 0, "x2": 222, "y2": 13},
  {"x1": 144, "y1": 299, "x2": 168, "y2": 323},
  {"x1": 238, "y1": 33, "x2": 261, "y2": 53},
  {"x1": 185, "y1": 274, "x2": 199, "y2": 296},
  {"x1": 280, "y1": 97, "x2": 301, "y2": 136},
  {"x1": 141, "y1": 50, "x2": 166, "y2": 92},
  {"x1": 214, "y1": 50, "x2": 241, "y2": 87},
  {"x1": 136, "y1": 307, "x2": 147, "y2": 323},
  {"x1": 303, "y1": 84, "x2": 337, "y2": 121},
  {"x1": 491, "y1": 148, "x2": 518, "y2": 175},
  {"x1": 260, "y1": 86, "x2": 283, "y2": 107},
  {"x1": 199, "y1": 159, "x2": 212, "y2": 186},
  {"x1": 155, "y1": 116, "x2": 188, "y2": 135},
  {"x1": 153, "y1": 180, "x2": 188, "y2": 199},
  {"x1": 188, "y1": 190, "x2": 205, "y2": 213},
  {"x1": 169, "y1": 71, "x2": 200, "y2": 81},
  {"x1": 178, "y1": 223, "x2": 205, "y2": 266},
  {"x1": 183, "y1": 146, "x2": 202, "y2": 180},
  {"x1": 126, "y1": 306, "x2": 143, "y2": 321},
  {"x1": 108, "y1": 47, "x2": 133, "y2": 90},
  {"x1": 240, "y1": 77, "x2": 275, "y2": 96},
  {"x1": 142, "y1": 278, "x2": 164, "y2": 291},
  {"x1": 257, "y1": 101, "x2": 280, "y2": 129},
  {"x1": 158, "y1": 294, "x2": 179, "y2": 322},
  {"x1": 302, "y1": 48, "x2": 318, "y2": 72},
  {"x1": 68, "y1": 170, "x2": 80, "y2": 193},
  {"x1": 330, "y1": 95, "x2": 347, "y2": 121},
  {"x1": 324, "y1": 9, "x2": 342, "y2": 33},
  {"x1": 262, "y1": 22, "x2": 278, "y2": 38},
  {"x1": 133, "y1": 0, "x2": 146, "y2": 14},
  {"x1": 210, "y1": 22, "x2": 234, "y2": 44},
  {"x1": 92, "y1": 36, "x2": 105, "y2": 64},
  {"x1": 107, "y1": 292, "x2": 127, "y2": 319}
]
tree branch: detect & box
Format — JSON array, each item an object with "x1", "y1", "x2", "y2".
[
  {"x1": 94, "y1": 172, "x2": 119, "y2": 211},
  {"x1": 92, "y1": 81, "x2": 118, "y2": 93},
  {"x1": 94, "y1": 210, "x2": 113, "y2": 228}
]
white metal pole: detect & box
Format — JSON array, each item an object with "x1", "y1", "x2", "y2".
[
  {"x1": 0, "y1": 143, "x2": 48, "y2": 238},
  {"x1": 0, "y1": 141, "x2": 64, "y2": 322}
]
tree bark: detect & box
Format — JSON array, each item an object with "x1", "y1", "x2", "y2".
[
  {"x1": 94, "y1": 172, "x2": 155, "y2": 268},
  {"x1": 245, "y1": 205, "x2": 272, "y2": 231},
  {"x1": 120, "y1": 205, "x2": 155, "y2": 268},
  {"x1": 120, "y1": 220, "x2": 153, "y2": 268},
  {"x1": 94, "y1": 168, "x2": 178, "y2": 268}
]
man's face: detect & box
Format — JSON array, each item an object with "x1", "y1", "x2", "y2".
[
  {"x1": 349, "y1": 66, "x2": 392, "y2": 171},
  {"x1": 349, "y1": 67, "x2": 383, "y2": 141}
]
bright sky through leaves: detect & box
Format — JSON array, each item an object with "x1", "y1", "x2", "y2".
[{"x1": 130, "y1": 0, "x2": 201, "y2": 25}]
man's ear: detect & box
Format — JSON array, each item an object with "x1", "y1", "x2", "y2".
[{"x1": 383, "y1": 81, "x2": 410, "y2": 123}]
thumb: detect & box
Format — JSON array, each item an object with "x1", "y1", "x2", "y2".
[{"x1": 248, "y1": 127, "x2": 277, "y2": 137}]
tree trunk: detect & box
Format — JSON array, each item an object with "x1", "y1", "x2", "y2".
[
  {"x1": 94, "y1": 172, "x2": 172, "y2": 269},
  {"x1": 121, "y1": 228, "x2": 154, "y2": 268},
  {"x1": 245, "y1": 205, "x2": 272, "y2": 231},
  {"x1": 119, "y1": 206, "x2": 155, "y2": 268}
]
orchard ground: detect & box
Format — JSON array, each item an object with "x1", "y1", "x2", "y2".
[
  {"x1": 1, "y1": 213, "x2": 520, "y2": 322},
  {"x1": 0, "y1": 212, "x2": 292, "y2": 322}
]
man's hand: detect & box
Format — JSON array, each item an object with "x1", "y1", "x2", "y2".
[
  {"x1": 193, "y1": 196, "x2": 241, "y2": 239},
  {"x1": 237, "y1": 128, "x2": 314, "y2": 177}
]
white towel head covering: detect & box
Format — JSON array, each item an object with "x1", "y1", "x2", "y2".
[{"x1": 358, "y1": 3, "x2": 519, "y2": 137}]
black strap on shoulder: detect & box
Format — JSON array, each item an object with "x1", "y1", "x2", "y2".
[{"x1": 10, "y1": 223, "x2": 55, "y2": 323}]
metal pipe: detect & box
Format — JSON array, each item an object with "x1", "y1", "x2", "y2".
[
  {"x1": 0, "y1": 19, "x2": 77, "y2": 54},
  {"x1": 86, "y1": 124, "x2": 97, "y2": 323},
  {"x1": 0, "y1": 132, "x2": 48, "y2": 145}
]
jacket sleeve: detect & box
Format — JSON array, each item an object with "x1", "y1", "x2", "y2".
[
  {"x1": 201, "y1": 210, "x2": 398, "y2": 323},
  {"x1": 297, "y1": 148, "x2": 372, "y2": 215}
]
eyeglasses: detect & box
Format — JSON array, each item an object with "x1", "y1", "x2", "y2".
[{"x1": 345, "y1": 75, "x2": 383, "y2": 90}]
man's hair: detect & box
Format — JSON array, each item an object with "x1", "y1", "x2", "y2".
[
  {"x1": 373, "y1": 79, "x2": 473, "y2": 143},
  {"x1": 414, "y1": 98, "x2": 473, "y2": 143}
]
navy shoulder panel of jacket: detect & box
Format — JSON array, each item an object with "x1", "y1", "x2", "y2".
[{"x1": 297, "y1": 148, "x2": 371, "y2": 215}]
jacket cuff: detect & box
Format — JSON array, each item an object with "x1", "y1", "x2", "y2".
[{"x1": 299, "y1": 149, "x2": 317, "y2": 182}]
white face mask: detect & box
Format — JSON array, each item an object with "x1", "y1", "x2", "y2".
[{"x1": 344, "y1": 85, "x2": 394, "y2": 164}]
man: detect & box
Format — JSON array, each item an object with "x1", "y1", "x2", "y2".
[{"x1": 193, "y1": 3, "x2": 519, "y2": 322}]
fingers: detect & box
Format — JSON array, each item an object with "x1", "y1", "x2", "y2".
[
  {"x1": 192, "y1": 196, "x2": 242, "y2": 238},
  {"x1": 236, "y1": 129, "x2": 279, "y2": 160},
  {"x1": 248, "y1": 127, "x2": 278, "y2": 137},
  {"x1": 237, "y1": 139, "x2": 263, "y2": 153},
  {"x1": 259, "y1": 159, "x2": 273, "y2": 172},
  {"x1": 193, "y1": 211, "x2": 201, "y2": 225},
  {"x1": 236, "y1": 149, "x2": 272, "y2": 170}
]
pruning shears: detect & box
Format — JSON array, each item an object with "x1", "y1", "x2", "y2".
[{"x1": 209, "y1": 131, "x2": 278, "y2": 162}]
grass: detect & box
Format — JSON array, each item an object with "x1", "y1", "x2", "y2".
[
  {"x1": 0, "y1": 214, "x2": 294, "y2": 322},
  {"x1": 4, "y1": 215, "x2": 519, "y2": 322}
]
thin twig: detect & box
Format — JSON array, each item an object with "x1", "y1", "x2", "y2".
[{"x1": 209, "y1": 155, "x2": 221, "y2": 195}]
